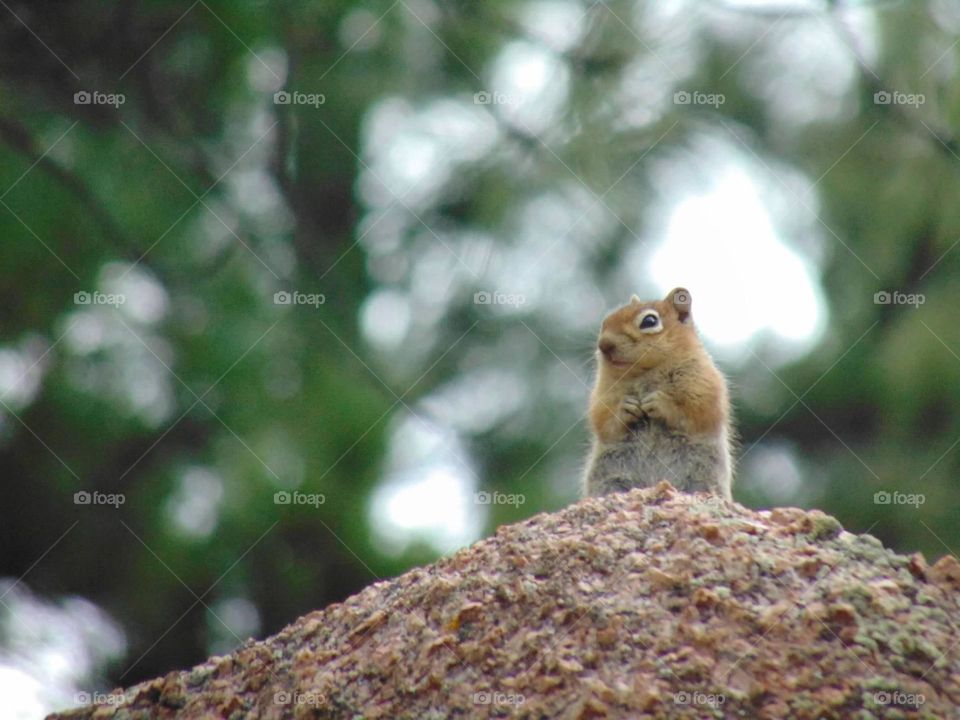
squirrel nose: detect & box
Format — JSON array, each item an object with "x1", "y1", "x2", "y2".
[{"x1": 598, "y1": 338, "x2": 616, "y2": 358}]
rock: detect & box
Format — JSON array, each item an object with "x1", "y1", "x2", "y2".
[{"x1": 48, "y1": 483, "x2": 960, "y2": 720}]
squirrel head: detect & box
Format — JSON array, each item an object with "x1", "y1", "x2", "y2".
[{"x1": 596, "y1": 287, "x2": 700, "y2": 375}]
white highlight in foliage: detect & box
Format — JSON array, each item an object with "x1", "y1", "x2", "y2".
[
  {"x1": 369, "y1": 416, "x2": 481, "y2": 556},
  {"x1": 103, "y1": 263, "x2": 168, "y2": 325},
  {"x1": 165, "y1": 466, "x2": 225, "y2": 540},
  {"x1": 359, "y1": 98, "x2": 499, "y2": 210},
  {"x1": 207, "y1": 596, "x2": 261, "y2": 656},
  {"x1": 651, "y1": 168, "x2": 825, "y2": 351},
  {"x1": 488, "y1": 41, "x2": 569, "y2": 134},
  {"x1": 360, "y1": 288, "x2": 412, "y2": 351},
  {"x1": 517, "y1": 1, "x2": 585, "y2": 52},
  {"x1": 0, "y1": 582, "x2": 126, "y2": 717},
  {"x1": 245, "y1": 46, "x2": 288, "y2": 92}
]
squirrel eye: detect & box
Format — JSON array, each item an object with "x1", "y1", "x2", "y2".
[{"x1": 639, "y1": 313, "x2": 659, "y2": 330}]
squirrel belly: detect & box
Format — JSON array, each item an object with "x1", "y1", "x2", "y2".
[{"x1": 584, "y1": 420, "x2": 732, "y2": 500}]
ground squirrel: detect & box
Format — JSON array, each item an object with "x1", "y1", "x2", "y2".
[{"x1": 583, "y1": 288, "x2": 733, "y2": 499}]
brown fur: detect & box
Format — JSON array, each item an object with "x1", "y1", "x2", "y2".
[{"x1": 584, "y1": 288, "x2": 733, "y2": 499}]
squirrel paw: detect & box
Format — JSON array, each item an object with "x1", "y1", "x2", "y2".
[
  {"x1": 620, "y1": 395, "x2": 644, "y2": 423},
  {"x1": 640, "y1": 390, "x2": 670, "y2": 420}
]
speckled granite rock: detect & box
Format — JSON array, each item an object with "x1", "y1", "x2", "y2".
[{"x1": 49, "y1": 482, "x2": 960, "y2": 720}]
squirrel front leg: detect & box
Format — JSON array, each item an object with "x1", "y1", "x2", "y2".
[
  {"x1": 639, "y1": 390, "x2": 689, "y2": 433},
  {"x1": 590, "y1": 391, "x2": 644, "y2": 444},
  {"x1": 640, "y1": 363, "x2": 726, "y2": 436}
]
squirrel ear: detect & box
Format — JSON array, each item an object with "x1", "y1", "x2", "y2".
[
  {"x1": 630, "y1": 294, "x2": 642, "y2": 304},
  {"x1": 668, "y1": 287, "x2": 692, "y2": 323}
]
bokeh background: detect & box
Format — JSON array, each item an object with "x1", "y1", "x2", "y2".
[{"x1": 1, "y1": 0, "x2": 959, "y2": 715}]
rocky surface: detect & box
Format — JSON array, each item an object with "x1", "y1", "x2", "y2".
[{"x1": 49, "y1": 482, "x2": 960, "y2": 719}]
